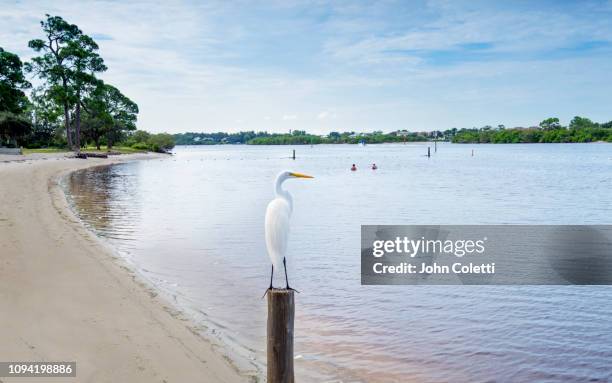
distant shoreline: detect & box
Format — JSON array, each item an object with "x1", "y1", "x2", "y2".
[
  {"x1": 172, "y1": 140, "x2": 611, "y2": 147},
  {"x1": 174, "y1": 121, "x2": 612, "y2": 145}
]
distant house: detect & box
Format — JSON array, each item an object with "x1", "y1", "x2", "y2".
[{"x1": 396, "y1": 130, "x2": 411, "y2": 137}]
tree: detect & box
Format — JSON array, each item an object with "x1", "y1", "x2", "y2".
[
  {"x1": 129, "y1": 130, "x2": 151, "y2": 144},
  {"x1": 569, "y1": 116, "x2": 597, "y2": 130},
  {"x1": 80, "y1": 100, "x2": 111, "y2": 150},
  {"x1": 328, "y1": 131, "x2": 340, "y2": 140},
  {"x1": 27, "y1": 15, "x2": 106, "y2": 150},
  {"x1": 539, "y1": 117, "x2": 562, "y2": 130},
  {"x1": 148, "y1": 133, "x2": 175, "y2": 153},
  {"x1": 28, "y1": 87, "x2": 63, "y2": 147},
  {"x1": 80, "y1": 82, "x2": 111, "y2": 149},
  {"x1": 27, "y1": 16, "x2": 79, "y2": 148},
  {"x1": 65, "y1": 34, "x2": 106, "y2": 149},
  {"x1": 81, "y1": 83, "x2": 138, "y2": 150},
  {"x1": 0, "y1": 47, "x2": 31, "y2": 114}
]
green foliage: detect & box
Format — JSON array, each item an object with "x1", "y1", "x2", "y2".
[
  {"x1": 147, "y1": 133, "x2": 175, "y2": 153},
  {"x1": 569, "y1": 116, "x2": 597, "y2": 130},
  {"x1": 248, "y1": 134, "x2": 324, "y2": 145},
  {"x1": 174, "y1": 131, "x2": 263, "y2": 145},
  {"x1": 26, "y1": 87, "x2": 64, "y2": 147},
  {"x1": 128, "y1": 130, "x2": 151, "y2": 144},
  {"x1": 173, "y1": 130, "x2": 428, "y2": 145},
  {"x1": 0, "y1": 47, "x2": 32, "y2": 147},
  {"x1": 130, "y1": 142, "x2": 149, "y2": 150},
  {"x1": 539, "y1": 117, "x2": 562, "y2": 131},
  {"x1": 124, "y1": 130, "x2": 151, "y2": 149},
  {"x1": 0, "y1": 47, "x2": 31, "y2": 115},
  {"x1": 247, "y1": 131, "x2": 430, "y2": 145},
  {"x1": 452, "y1": 117, "x2": 612, "y2": 144},
  {"x1": 81, "y1": 83, "x2": 138, "y2": 149}
]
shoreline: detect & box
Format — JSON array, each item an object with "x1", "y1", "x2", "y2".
[
  {"x1": 0, "y1": 153, "x2": 253, "y2": 383},
  {"x1": 60, "y1": 160, "x2": 263, "y2": 379}
]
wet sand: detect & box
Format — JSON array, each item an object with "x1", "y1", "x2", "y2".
[{"x1": 0, "y1": 153, "x2": 250, "y2": 383}]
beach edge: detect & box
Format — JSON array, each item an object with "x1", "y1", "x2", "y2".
[{"x1": 0, "y1": 153, "x2": 256, "y2": 383}]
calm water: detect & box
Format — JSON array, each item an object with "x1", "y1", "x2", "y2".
[{"x1": 66, "y1": 143, "x2": 612, "y2": 382}]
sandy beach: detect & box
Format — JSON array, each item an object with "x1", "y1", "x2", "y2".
[{"x1": 0, "y1": 153, "x2": 249, "y2": 383}]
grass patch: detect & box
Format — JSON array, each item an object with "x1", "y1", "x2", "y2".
[
  {"x1": 22, "y1": 148, "x2": 69, "y2": 154},
  {"x1": 82, "y1": 146, "x2": 146, "y2": 154},
  {"x1": 23, "y1": 146, "x2": 147, "y2": 155}
]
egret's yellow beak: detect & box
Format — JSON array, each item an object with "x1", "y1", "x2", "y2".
[{"x1": 290, "y1": 172, "x2": 314, "y2": 179}]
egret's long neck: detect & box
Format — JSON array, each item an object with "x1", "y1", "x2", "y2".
[{"x1": 275, "y1": 175, "x2": 293, "y2": 212}]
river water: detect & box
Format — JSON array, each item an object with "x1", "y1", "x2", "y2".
[{"x1": 66, "y1": 143, "x2": 612, "y2": 382}]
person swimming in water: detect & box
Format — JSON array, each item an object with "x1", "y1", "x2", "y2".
[
  {"x1": 372, "y1": 163, "x2": 377, "y2": 170},
  {"x1": 351, "y1": 164, "x2": 357, "y2": 171}
]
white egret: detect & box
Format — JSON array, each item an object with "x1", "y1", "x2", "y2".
[{"x1": 265, "y1": 171, "x2": 313, "y2": 291}]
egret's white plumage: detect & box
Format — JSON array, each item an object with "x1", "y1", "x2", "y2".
[
  {"x1": 265, "y1": 197, "x2": 291, "y2": 270},
  {"x1": 265, "y1": 171, "x2": 313, "y2": 289}
]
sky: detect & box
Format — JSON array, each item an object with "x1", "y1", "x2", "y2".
[{"x1": 1, "y1": 0, "x2": 612, "y2": 134}]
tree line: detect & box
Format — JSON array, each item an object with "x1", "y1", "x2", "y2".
[
  {"x1": 0, "y1": 15, "x2": 174, "y2": 153},
  {"x1": 174, "y1": 130, "x2": 429, "y2": 145},
  {"x1": 452, "y1": 117, "x2": 612, "y2": 144}
]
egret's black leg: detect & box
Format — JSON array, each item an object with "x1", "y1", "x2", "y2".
[
  {"x1": 283, "y1": 257, "x2": 299, "y2": 293},
  {"x1": 283, "y1": 257, "x2": 289, "y2": 288},
  {"x1": 262, "y1": 264, "x2": 274, "y2": 298}
]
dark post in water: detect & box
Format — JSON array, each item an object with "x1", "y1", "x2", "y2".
[
  {"x1": 427, "y1": 146, "x2": 431, "y2": 158},
  {"x1": 292, "y1": 150, "x2": 296, "y2": 160},
  {"x1": 267, "y1": 289, "x2": 295, "y2": 383}
]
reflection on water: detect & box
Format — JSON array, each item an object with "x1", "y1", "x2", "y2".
[
  {"x1": 68, "y1": 165, "x2": 142, "y2": 239},
  {"x1": 67, "y1": 143, "x2": 612, "y2": 382}
]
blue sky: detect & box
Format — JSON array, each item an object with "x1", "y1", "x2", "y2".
[{"x1": 1, "y1": 0, "x2": 612, "y2": 133}]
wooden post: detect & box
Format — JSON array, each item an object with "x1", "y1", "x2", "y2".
[
  {"x1": 267, "y1": 289, "x2": 295, "y2": 383},
  {"x1": 292, "y1": 150, "x2": 296, "y2": 160},
  {"x1": 427, "y1": 147, "x2": 431, "y2": 158},
  {"x1": 434, "y1": 140, "x2": 437, "y2": 152},
  {"x1": 471, "y1": 149, "x2": 474, "y2": 157}
]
